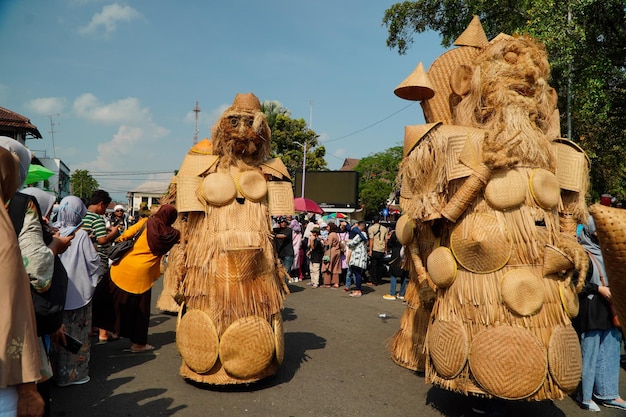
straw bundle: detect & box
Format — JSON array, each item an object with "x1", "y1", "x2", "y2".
[
  {"x1": 157, "y1": 215, "x2": 187, "y2": 313},
  {"x1": 399, "y1": 126, "x2": 448, "y2": 220}
]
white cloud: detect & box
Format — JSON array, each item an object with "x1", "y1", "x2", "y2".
[
  {"x1": 79, "y1": 3, "x2": 141, "y2": 36},
  {"x1": 77, "y1": 121, "x2": 169, "y2": 173},
  {"x1": 26, "y1": 97, "x2": 67, "y2": 115},
  {"x1": 73, "y1": 93, "x2": 149, "y2": 124}
]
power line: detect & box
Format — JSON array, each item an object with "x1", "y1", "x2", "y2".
[{"x1": 320, "y1": 102, "x2": 416, "y2": 145}]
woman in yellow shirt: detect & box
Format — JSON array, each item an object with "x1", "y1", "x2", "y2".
[{"x1": 95, "y1": 204, "x2": 179, "y2": 353}]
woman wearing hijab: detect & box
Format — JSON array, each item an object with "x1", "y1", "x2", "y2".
[
  {"x1": 93, "y1": 204, "x2": 180, "y2": 353},
  {"x1": 0, "y1": 138, "x2": 45, "y2": 417},
  {"x1": 50, "y1": 196, "x2": 101, "y2": 387},
  {"x1": 576, "y1": 216, "x2": 626, "y2": 411},
  {"x1": 290, "y1": 218, "x2": 303, "y2": 282}
]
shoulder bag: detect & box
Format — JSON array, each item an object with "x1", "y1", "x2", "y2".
[{"x1": 108, "y1": 223, "x2": 147, "y2": 264}]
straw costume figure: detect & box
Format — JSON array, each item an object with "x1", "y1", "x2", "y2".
[
  {"x1": 390, "y1": 17, "x2": 591, "y2": 401},
  {"x1": 164, "y1": 93, "x2": 293, "y2": 385}
]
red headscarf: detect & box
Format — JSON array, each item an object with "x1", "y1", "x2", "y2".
[{"x1": 146, "y1": 204, "x2": 180, "y2": 256}]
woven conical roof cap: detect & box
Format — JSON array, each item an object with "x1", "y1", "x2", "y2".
[
  {"x1": 394, "y1": 62, "x2": 435, "y2": 101},
  {"x1": 230, "y1": 93, "x2": 262, "y2": 112},
  {"x1": 454, "y1": 15, "x2": 489, "y2": 48}
]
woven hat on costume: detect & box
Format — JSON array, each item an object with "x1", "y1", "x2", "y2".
[{"x1": 450, "y1": 213, "x2": 512, "y2": 273}]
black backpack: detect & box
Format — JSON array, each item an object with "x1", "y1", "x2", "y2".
[{"x1": 8, "y1": 192, "x2": 68, "y2": 336}]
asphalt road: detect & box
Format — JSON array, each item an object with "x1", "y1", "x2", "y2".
[{"x1": 50, "y1": 278, "x2": 626, "y2": 417}]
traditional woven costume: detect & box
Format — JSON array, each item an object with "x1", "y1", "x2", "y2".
[
  {"x1": 389, "y1": 17, "x2": 592, "y2": 401},
  {"x1": 163, "y1": 93, "x2": 293, "y2": 385}
]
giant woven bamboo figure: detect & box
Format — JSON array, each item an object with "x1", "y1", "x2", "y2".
[
  {"x1": 167, "y1": 93, "x2": 293, "y2": 385},
  {"x1": 391, "y1": 17, "x2": 590, "y2": 401}
]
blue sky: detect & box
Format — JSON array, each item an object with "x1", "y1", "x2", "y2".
[{"x1": 0, "y1": 0, "x2": 445, "y2": 200}]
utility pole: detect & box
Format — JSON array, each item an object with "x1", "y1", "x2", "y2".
[
  {"x1": 193, "y1": 101, "x2": 201, "y2": 145},
  {"x1": 48, "y1": 113, "x2": 60, "y2": 158}
]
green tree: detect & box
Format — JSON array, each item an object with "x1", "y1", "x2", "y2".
[
  {"x1": 261, "y1": 101, "x2": 327, "y2": 179},
  {"x1": 382, "y1": 1, "x2": 626, "y2": 199},
  {"x1": 354, "y1": 146, "x2": 403, "y2": 219},
  {"x1": 70, "y1": 169, "x2": 99, "y2": 199}
]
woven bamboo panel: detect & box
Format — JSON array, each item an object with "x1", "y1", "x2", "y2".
[
  {"x1": 548, "y1": 325, "x2": 582, "y2": 393},
  {"x1": 552, "y1": 139, "x2": 589, "y2": 193},
  {"x1": 267, "y1": 181, "x2": 294, "y2": 216},
  {"x1": 175, "y1": 176, "x2": 204, "y2": 212},
  {"x1": 469, "y1": 326, "x2": 547, "y2": 400}
]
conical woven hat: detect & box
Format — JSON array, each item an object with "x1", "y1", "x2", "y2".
[
  {"x1": 236, "y1": 170, "x2": 267, "y2": 202},
  {"x1": 454, "y1": 15, "x2": 489, "y2": 47},
  {"x1": 176, "y1": 309, "x2": 219, "y2": 374},
  {"x1": 529, "y1": 168, "x2": 561, "y2": 209},
  {"x1": 229, "y1": 93, "x2": 261, "y2": 112},
  {"x1": 395, "y1": 214, "x2": 415, "y2": 245},
  {"x1": 191, "y1": 138, "x2": 214, "y2": 155},
  {"x1": 427, "y1": 246, "x2": 457, "y2": 288},
  {"x1": 548, "y1": 324, "x2": 582, "y2": 393},
  {"x1": 500, "y1": 269, "x2": 545, "y2": 316},
  {"x1": 484, "y1": 169, "x2": 527, "y2": 211},
  {"x1": 394, "y1": 62, "x2": 435, "y2": 101},
  {"x1": 543, "y1": 244, "x2": 574, "y2": 277},
  {"x1": 404, "y1": 123, "x2": 441, "y2": 156},
  {"x1": 469, "y1": 326, "x2": 547, "y2": 400},
  {"x1": 450, "y1": 213, "x2": 511, "y2": 273},
  {"x1": 200, "y1": 172, "x2": 236, "y2": 206}
]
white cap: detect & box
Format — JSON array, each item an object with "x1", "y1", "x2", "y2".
[{"x1": 114, "y1": 204, "x2": 124, "y2": 211}]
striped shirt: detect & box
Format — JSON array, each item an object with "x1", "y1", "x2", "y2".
[{"x1": 83, "y1": 211, "x2": 110, "y2": 267}]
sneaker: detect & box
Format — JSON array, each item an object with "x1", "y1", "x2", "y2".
[
  {"x1": 383, "y1": 294, "x2": 396, "y2": 300},
  {"x1": 396, "y1": 295, "x2": 405, "y2": 300},
  {"x1": 600, "y1": 398, "x2": 626, "y2": 410},
  {"x1": 312, "y1": 284, "x2": 318, "y2": 288},
  {"x1": 57, "y1": 376, "x2": 90, "y2": 387},
  {"x1": 578, "y1": 399, "x2": 601, "y2": 412}
]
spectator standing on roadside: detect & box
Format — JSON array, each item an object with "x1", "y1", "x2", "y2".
[
  {"x1": 304, "y1": 227, "x2": 324, "y2": 288},
  {"x1": 321, "y1": 222, "x2": 342, "y2": 288},
  {"x1": 290, "y1": 218, "x2": 303, "y2": 282},
  {"x1": 338, "y1": 221, "x2": 350, "y2": 286},
  {"x1": 0, "y1": 137, "x2": 45, "y2": 417},
  {"x1": 382, "y1": 228, "x2": 408, "y2": 301},
  {"x1": 348, "y1": 220, "x2": 368, "y2": 297},
  {"x1": 50, "y1": 196, "x2": 101, "y2": 387},
  {"x1": 574, "y1": 216, "x2": 626, "y2": 411},
  {"x1": 82, "y1": 190, "x2": 119, "y2": 344},
  {"x1": 367, "y1": 216, "x2": 387, "y2": 286},
  {"x1": 109, "y1": 204, "x2": 129, "y2": 235},
  {"x1": 273, "y1": 216, "x2": 294, "y2": 283}
]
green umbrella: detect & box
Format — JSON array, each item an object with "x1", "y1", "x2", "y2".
[{"x1": 25, "y1": 164, "x2": 54, "y2": 184}]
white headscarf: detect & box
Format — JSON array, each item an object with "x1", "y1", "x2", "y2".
[
  {"x1": 20, "y1": 187, "x2": 56, "y2": 219},
  {"x1": 0, "y1": 136, "x2": 31, "y2": 190}
]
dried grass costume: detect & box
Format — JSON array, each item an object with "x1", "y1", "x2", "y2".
[
  {"x1": 389, "y1": 17, "x2": 591, "y2": 401},
  {"x1": 164, "y1": 93, "x2": 293, "y2": 385}
]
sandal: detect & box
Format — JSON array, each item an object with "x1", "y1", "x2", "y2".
[
  {"x1": 349, "y1": 291, "x2": 362, "y2": 297},
  {"x1": 130, "y1": 344, "x2": 155, "y2": 353},
  {"x1": 332, "y1": 284, "x2": 339, "y2": 288}
]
